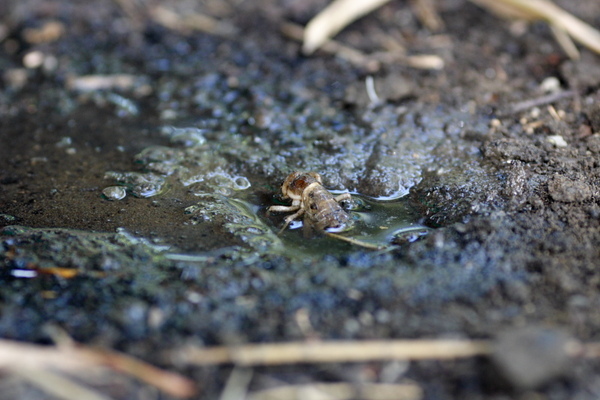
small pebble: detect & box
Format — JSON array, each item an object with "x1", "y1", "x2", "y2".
[
  {"x1": 540, "y1": 76, "x2": 561, "y2": 93},
  {"x1": 102, "y1": 186, "x2": 127, "y2": 201},
  {"x1": 55, "y1": 136, "x2": 72, "y2": 148},
  {"x1": 23, "y1": 51, "x2": 45, "y2": 69},
  {"x1": 547, "y1": 135, "x2": 567, "y2": 147},
  {"x1": 492, "y1": 326, "x2": 573, "y2": 389},
  {"x1": 548, "y1": 175, "x2": 592, "y2": 203}
]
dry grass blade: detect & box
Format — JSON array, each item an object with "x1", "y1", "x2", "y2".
[
  {"x1": 304, "y1": 0, "x2": 600, "y2": 61},
  {"x1": 410, "y1": 0, "x2": 444, "y2": 31},
  {"x1": 66, "y1": 74, "x2": 137, "y2": 92},
  {"x1": 171, "y1": 339, "x2": 493, "y2": 366},
  {"x1": 303, "y1": 0, "x2": 393, "y2": 54},
  {"x1": 0, "y1": 340, "x2": 90, "y2": 371},
  {"x1": 0, "y1": 339, "x2": 197, "y2": 398},
  {"x1": 219, "y1": 368, "x2": 253, "y2": 400},
  {"x1": 248, "y1": 382, "x2": 423, "y2": 400},
  {"x1": 470, "y1": 0, "x2": 600, "y2": 57},
  {"x1": 506, "y1": 90, "x2": 575, "y2": 115},
  {"x1": 80, "y1": 347, "x2": 197, "y2": 398},
  {"x1": 549, "y1": 24, "x2": 580, "y2": 59},
  {"x1": 111, "y1": 0, "x2": 144, "y2": 29},
  {"x1": 11, "y1": 367, "x2": 112, "y2": 400},
  {"x1": 324, "y1": 231, "x2": 386, "y2": 250},
  {"x1": 150, "y1": 5, "x2": 237, "y2": 37},
  {"x1": 571, "y1": 341, "x2": 600, "y2": 358},
  {"x1": 283, "y1": 22, "x2": 444, "y2": 71},
  {"x1": 282, "y1": 22, "x2": 381, "y2": 70}
]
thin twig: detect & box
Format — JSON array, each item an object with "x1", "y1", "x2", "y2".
[
  {"x1": 303, "y1": 0, "x2": 393, "y2": 55},
  {"x1": 282, "y1": 22, "x2": 381, "y2": 70},
  {"x1": 470, "y1": 0, "x2": 600, "y2": 58},
  {"x1": 282, "y1": 22, "x2": 444, "y2": 71},
  {"x1": 111, "y1": 0, "x2": 144, "y2": 30},
  {"x1": 325, "y1": 231, "x2": 386, "y2": 250},
  {"x1": 169, "y1": 339, "x2": 494, "y2": 366},
  {"x1": 11, "y1": 367, "x2": 112, "y2": 400},
  {"x1": 410, "y1": 0, "x2": 444, "y2": 31},
  {"x1": 574, "y1": 342, "x2": 600, "y2": 358},
  {"x1": 66, "y1": 74, "x2": 138, "y2": 92},
  {"x1": 248, "y1": 382, "x2": 423, "y2": 400},
  {"x1": 149, "y1": 6, "x2": 237, "y2": 37},
  {"x1": 549, "y1": 24, "x2": 579, "y2": 60},
  {"x1": 79, "y1": 347, "x2": 197, "y2": 398},
  {"x1": 303, "y1": 0, "x2": 600, "y2": 61},
  {"x1": 219, "y1": 368, "x2": 253, "y2": 400},
  {"x1": 0, "y1": 339, "x2": 197, "y2": 398},
  {"x1": 506, "y1": 90, "x2": 575, "y2": 115}
]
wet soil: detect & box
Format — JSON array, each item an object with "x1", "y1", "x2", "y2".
[{"x1": 1, "y1": 0, "x2": 600, "y2": 399}]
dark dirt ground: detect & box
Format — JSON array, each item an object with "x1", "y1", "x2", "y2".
[{"x1": 1, "y1": 0, "x2": 600, "y2": 399}]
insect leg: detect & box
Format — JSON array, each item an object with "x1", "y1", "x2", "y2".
[
  {"x1": 334, "y1": 193, "x2": 352, "y2": 203},
  {"x1": 278, "y1": 208, "x2": 305, "y2": 234},
  {"x1": 267, "y1": 205, "x2": 300, "y2": 214}
]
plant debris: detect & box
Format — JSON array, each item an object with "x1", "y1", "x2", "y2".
[{"x1": 303, "y1": 0, "x2": 600, "y2": 60}]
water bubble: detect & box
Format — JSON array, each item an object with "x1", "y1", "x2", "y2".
[
  {"x1": 145, "y1": 162, "x2": 179, "y2": 175},
  {"x1": 214, "y1": 186, "x2": 233, "y2": 196},
  {"x1": 233, "y1": 176, "x2": 251, "y2": 190},
  {"x1": 106, "y1": 93, "x2": 139, "y2": 117},
  {"x1": 105, "y1": 171, "x2": 166, "y2": 198},
  {"x1": 160, "y1": 126, "x2": 206, "y2": 147},
  {"x1": 244, "y1": 226, "x2": 266, "y2": 235},
  {"x1": 135, "y1": 146, "x2": 184, "y2": 164},
  {"x1": 180, "y1": 172, "x2": 204, "y2": 187},
  {"x1": 102, "y1": 186, "x2": 127, "y2": 201},
  {"x1": 55, "y1": 136, "x2": 72, "y2": 148},
  {"x1": 210, "y1": 174, "x2": 233, "y2": 187}
]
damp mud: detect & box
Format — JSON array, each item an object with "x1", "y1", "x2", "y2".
[{"x1": 1, "y1": 0, "x2": 600, "y2": 398}]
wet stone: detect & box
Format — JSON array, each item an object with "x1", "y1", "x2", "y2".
[
  {"x1": 186, "y1": 169, "x2": 252, "y2": 196},
  {"x1": 586, "y1": 134, "x2": 600, "y2": 154},
  {"x1": 491, "y1": 327, "x2": 573, "y2": 389},
  {"x1": 160, "y1": 126, "x2": 206, "y2": 147}
]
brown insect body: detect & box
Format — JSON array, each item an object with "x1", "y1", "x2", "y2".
[
  {"x1": 302, "y1": 181, "x2": 351, "y2": 231},
  {"x1": 269, "y1": 171, "x2": 353, "y2": 233}
]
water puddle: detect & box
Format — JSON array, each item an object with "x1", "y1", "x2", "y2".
[
  {"x1": 260, "y1": 193, "x2": 431, "y2": 257},
  {"x1": 100, "y1": 123, "x2": 434, "y2": 258}
]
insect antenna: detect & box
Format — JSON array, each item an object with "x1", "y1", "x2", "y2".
[{"x1": 324, "y1": 231, "x2": 387, "y2": 250}]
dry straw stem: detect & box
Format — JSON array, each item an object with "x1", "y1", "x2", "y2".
[
  {"x1": 10, "y1": 367, "x2": 112, "y2": 400},
  {"x1": 66, "y1": 74, "x2": 137, "y2": 92},
  {"x1": 0, "y1": 339, "x2": 197, "y2": 398},
  {"x1": 471, "y1": 0, "x2": 600, "y2": 59},
  {"x1": 283, "y1": 22, "x2": 381, "y2": 70},
  {"x1": 282, "y1": 22, "x2": 444, "y2": 71},
  {"x1": 248, "y1": 382, "x2": 423, "y2": 400},
  {"x1": 410, "y1": 0, "x2": 444, "y2": 31},
  {"x1": 303, "y1": 0, "x2": 600, "y2": 59},
  {"x1": 150, "y1": 5, "x2": 237, "y2": 37},
  {"x1": 172, "y1": 339, "x2": 494, "y2": 366},
  {"x1": 303, "y1": 0, "x2": 393, "y2": 55},
  {"x1": 506, "y1": 89, "x2": 575, "y2": 115},
  {"x1": 111, "y1": 0, "x2": 144, "y2": 29}
]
